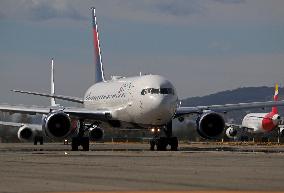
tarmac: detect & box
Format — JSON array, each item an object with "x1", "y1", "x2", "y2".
[{"x1": 0, "y1": 142, "x2": 284, "y2": 193}]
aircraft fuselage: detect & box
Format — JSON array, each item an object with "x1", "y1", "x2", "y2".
[{"x1": 84, "y1": 74, "x2": 178, "y2": 127}]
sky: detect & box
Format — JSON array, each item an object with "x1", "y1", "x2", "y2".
[{"x1": 0, "y1": 0, "x2": 284, "y2": 106}]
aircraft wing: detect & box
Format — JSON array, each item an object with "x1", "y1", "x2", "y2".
[
  {"x1": 11, "y1": 89, "x2": 84, "y2": 104},
  {"x1": 0, "y1": 121, "x2": 25, "y2": 127},
  {"x1": 176, "y1": 100, "x2": 284, "y2": 116},
  {"x1": 226, "y1": 124, "x2": 254, "y2": 132},
  {"x1": 0, "y1": 121, "x2": 41, "y2": 129},
  {"x1": 0, "y1": 104, "x2": 111, "y2": 121},
  {"x1": 0, "y1": 104, "x2": 50, "y2": 115},
  {"x1": 226, "y1": 123, "x2": 241, "y2": 128}
]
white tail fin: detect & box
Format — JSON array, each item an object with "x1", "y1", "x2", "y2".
[
  {"x1": 51, "y1": 58, "x2": 56, "y2": 106},
  {"x1": 92, "y1": 7, "x2": 105, "y2": 83}
]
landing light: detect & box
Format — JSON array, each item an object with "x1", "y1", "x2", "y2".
[
  {"x1": 64, "y1": 139, "x2": 69, "y2": 145},
  {"x1": 150, "y1": 128, "x2": 160, "y2": 133}
]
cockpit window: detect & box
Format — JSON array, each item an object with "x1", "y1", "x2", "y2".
[
  {"x1": 160, "y1": 88, "x2": 174, "y2": 94},
  {"x1": 151, "y1": 88, "x2": 160, "y2": 94},
  {"x1": 141, "y1": 88, "x2": 174, "y2": 95}
]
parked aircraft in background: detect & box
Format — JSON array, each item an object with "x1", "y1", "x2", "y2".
[
  {"x1": 226, "y1": 84, "x2": 282, "y2": 140},
  {"x1": 1, "y1": 8, "x2": 284, "y2": 151}
]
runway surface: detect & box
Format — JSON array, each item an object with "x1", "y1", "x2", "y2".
[{"x1": 0, "y1": 142, "x2": 284, "y2": 193}]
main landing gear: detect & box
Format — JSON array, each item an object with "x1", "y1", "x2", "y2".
[
  {"x1": 149, "y1": 121, "x2": 178, "y2": 151},
  {"x1": 71, "y1": 119, "x2": 91, "y2": 151},
  {"x1": 33, "y1": 136, "x2": 44, "y2": 145}
]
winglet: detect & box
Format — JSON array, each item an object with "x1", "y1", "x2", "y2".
[
  {"x1": 92, "y1": 7, "x2": 105, "y2": 83},
  {"x1": 272, "y1": 83, "x2": 279, "y2": 113}
]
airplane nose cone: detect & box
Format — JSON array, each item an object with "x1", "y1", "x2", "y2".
[{"x1": 146, "y1": 95, "x2": 177, "y2": 125}]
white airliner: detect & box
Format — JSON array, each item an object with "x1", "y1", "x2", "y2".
[
  {"x1": 226, "y1": 84, "x2": 282, "y2": 140},
  {"x1": 1, "y1": 8, "x2": 284, "y2": 151}
]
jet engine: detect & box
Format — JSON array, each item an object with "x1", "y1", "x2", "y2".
[
  {"x1": 42, "y1": 111, "x2": 75, "y2": 139},
  {"x1": 196, "y1": 111, "x2": 225, "y2": 139},
  {"x1": 17, "y1": 125, "x2": 34, "y2": 141},
  {"x1": 225, "y1": 126, "x2": 237, "y2": 139},
  {"x1": 89, "y1": 127, "x2": 104, "y2": 141}
]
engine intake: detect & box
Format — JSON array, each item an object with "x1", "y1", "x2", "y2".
[
  {"x1": 17, "y1": 126, "x2": 33, "y2": 141},
  {"x1": 197, "y1": 112, "x2": 225, "y2": 139},
  {"x1": 226, "y1": 127, "x2": 237, "y2": 139},
  {"x1": 43, "y1": 111, "x2": 72, "y2": 139}
]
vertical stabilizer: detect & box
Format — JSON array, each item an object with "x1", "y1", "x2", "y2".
[
  {"x1": 92, "y1": 7, "x2": 105, "y2": 83},
  {"x1": 272, "y1": 83, "x2": 279, "y2": 114},
  {"x1": 51, "y1": 58, "x2": 56, "y2": 106}
]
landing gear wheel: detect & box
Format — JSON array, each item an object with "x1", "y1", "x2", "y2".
[
  {"x1": 81, "y1": 137, "x2": 90, "y2": 151},
  {"x1": 149, "y1": 121, "x2": 179, "y2": 151},
  {"x1": 240, "y1": 136, "x2": 249, "y2": 142},
  {"x1": 72, "y1": 137, "x2": 90, "y2": 151},
  {"x1": 71, "y1": 119, "x2": 90, "y2": 151},
  {"x1": 33, "y1": 137, "x2": 38, "y2": 145},
  {"x1": 39, "y1": 136, "x2": 44, "y2": 145},
  {"x1": 157, "y1": 137, "x2": 167, "y2": 151},
  {"x1": 71, "y1": 137, "x2": 79, "y2": 151},
  {"x1": 150, "y1": 139, "x2": 155, "y2": 151},
  {"x1": 169, "y1": 137, "x2": 178, "y2": 151},
  {"x1": 34, "y1": 136, "x2": 43, "y2": 145}
]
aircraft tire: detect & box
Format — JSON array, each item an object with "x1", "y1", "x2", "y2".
[
  {"x1": 39, "y1": 137, "x2": 44, "y2": 145},
  {"x1": 157, "y1": 137, "x2": 167, "y2": 151},
  {"x1": 71, "y1": 137, "x2": 79, "y2": 151},
  {"x1": 34, "y1": 138, "x2": 38, "y2": 145},
  {"x1": 150, "y1": 139, "x2": 155, "y2": 151},
  {"x1": 81, "y1": 137, "x2": 90, "y2": 151},
  {"x1": 169, "y1": 137, "x2": 178, "y2": 151},
  {"x1": 240, "y1": 136, "x2": 249, "y2": 142}
]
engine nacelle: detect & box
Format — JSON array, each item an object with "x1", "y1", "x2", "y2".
[
  {"x1": 196, "y1": 111, "x2": 225, "y2": 139},
  {"x1": 42, "y1": 111, "x2": 75, "y2": 139},
  {"x1": 226, "y1": 126, "x2": 238, "y2": 139},
  {"x1": 89, "y1": 127, "x2": 104, "y2": 141},
  {"x1": 17, "y1": 126, "x2": 34, "y2": 141}
]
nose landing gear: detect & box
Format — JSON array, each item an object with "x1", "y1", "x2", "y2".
[{"x1": 149, "y1": 121, "x2": 178, "y2": 151}]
